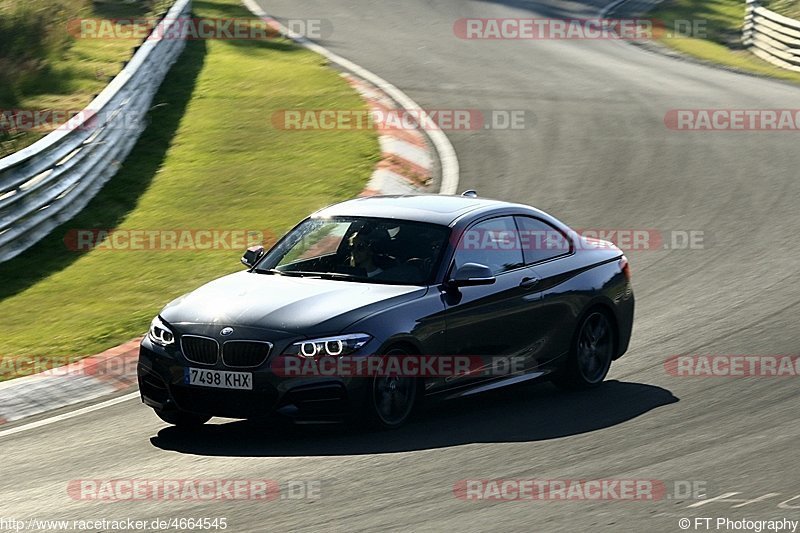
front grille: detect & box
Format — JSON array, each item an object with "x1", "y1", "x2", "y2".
[
  {"x1": 181, "y1": 335, "x2": 219, "y2": 365},
  {"x1": 223, "y1": 340, "x2": 272, "y2": 368}
]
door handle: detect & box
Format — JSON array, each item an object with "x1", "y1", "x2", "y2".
[{"x1": 520, "y1": 276, "x2": 540, "y2": 289}]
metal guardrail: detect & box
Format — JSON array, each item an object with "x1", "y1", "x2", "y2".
[
  {"x1": 744, "y1": 0, "x2": 800, "y2": 72},
  {"x1": 0, "y1": 0, "x2": 192, "y2": 263}
]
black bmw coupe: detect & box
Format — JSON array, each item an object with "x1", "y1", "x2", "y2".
[{"x1": 138, "y1": 193, "x2": 634, "y2": 429}]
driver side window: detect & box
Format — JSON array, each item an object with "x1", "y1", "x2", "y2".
[{"x1": 454, "y1": 217, "x2": 524, "y2": 276}]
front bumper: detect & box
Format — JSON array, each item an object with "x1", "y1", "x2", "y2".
[{"x1": 138, "y1": 337, "x2": 368, "y2": 421}]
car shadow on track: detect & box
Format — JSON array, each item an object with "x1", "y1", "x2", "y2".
[{"x1": 150, "y1": 380, "x2": 678, "y2": 456}]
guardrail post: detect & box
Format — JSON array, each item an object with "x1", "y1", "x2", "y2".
[{"x1": 743, "y1": 0, "x2": 758, "y2": 46}]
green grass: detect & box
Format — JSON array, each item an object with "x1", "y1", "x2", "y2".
[
  {"x1": 0, "y1": 0, "x2": 378, "y2": 375},
  {"x1": 0, "y1": 0, "x2": 173, "y2": 156},
  {"x1": 649, "y1": 0, "x2": 800, "y2": 84}
]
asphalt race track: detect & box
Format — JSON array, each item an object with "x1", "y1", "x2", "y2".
[{"x1": 2, "y1": 0, "x2": 800, "y2": 531}]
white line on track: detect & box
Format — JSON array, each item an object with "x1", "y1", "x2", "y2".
[
  {"x1": 0, "y1": 392, "x2": 139, "y2": 439},
  {"x1": 242, "y1": 0, "x2": 461, "y2": 195}
]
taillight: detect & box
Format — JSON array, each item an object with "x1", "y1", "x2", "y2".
[{"x1": 619, "y1": 256, "x2": 631, "y2": 280}]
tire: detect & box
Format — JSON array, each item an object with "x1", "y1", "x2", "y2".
[
  {"x1": 365, "y1": 348, "x2": 419, "y2": 430},
  {"x1": 154, "y1": 408, "x2": 211, "y2": 427},
  {"x1": 552, "y1": 309, "x2": 615, "y2": 390}
]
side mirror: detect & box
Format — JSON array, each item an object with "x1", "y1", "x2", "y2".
[
  {"x1": 449, "y1": 263, "x2": 496, "y2": 287},
  {"x1": 241, "y1": 245, "x2": 265, "y2": 268}
]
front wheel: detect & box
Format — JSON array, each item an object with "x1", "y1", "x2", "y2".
[
  {"x1": 154, "y1": 408, "x2": 211, "y2": 428},
  {"x1": 365, "y1": 349, "x2": 419, "y2": 430},
  {"x1": 552, "y1": 310, "x2": 615, "y2": 390}
]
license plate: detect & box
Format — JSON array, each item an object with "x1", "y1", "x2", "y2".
[{"x1": 185, "y1": 368, "x2": 253, "y2": 390}]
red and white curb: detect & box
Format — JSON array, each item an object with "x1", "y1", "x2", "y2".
[
  {"x1": 0, "y1": 0, "x2": 460, "y2": 428},
  {"x1": 0, "y1": 339, "x2": 141, "y2": 425},
  {"x1": 343, "y1": 74, "x2": 434, "y2": 195}
]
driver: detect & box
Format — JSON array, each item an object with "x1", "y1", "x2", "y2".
[{"x1": 349, "y1": 226, "x2": 384, "y2": 278}]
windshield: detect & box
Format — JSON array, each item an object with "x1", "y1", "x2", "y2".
[{"x1": 256, "y1": 217, "x2": 450, "y2": 285}]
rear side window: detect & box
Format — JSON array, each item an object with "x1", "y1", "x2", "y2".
[
  {"x1": 454, "y1": 216, "x2": 524, "y2": 275},
  {"x1": 515, "y1": 216, "x2": 572, "y2": 265}
]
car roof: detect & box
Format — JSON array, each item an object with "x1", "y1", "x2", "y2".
[{"x1": 311, "y1": 194, "x2": 531, "y2": 226}]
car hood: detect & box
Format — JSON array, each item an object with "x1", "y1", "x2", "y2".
[{"x1": 160, "y1": 271, "x2": 427, "y2": 335}]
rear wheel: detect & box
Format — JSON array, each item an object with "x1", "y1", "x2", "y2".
[
  {"x1": 365, "y1": 348, "x2": 418, "y2": 430},
  {"x1": 553, "y1": 309, "x2": 615, "y2": 390},
  {"x1": 154, "y1": 408, "x2": 211, "y2": 427}
]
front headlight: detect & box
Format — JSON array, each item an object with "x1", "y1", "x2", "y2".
[
  {"x1": 148, "y1": 315, "x2": 175, "y2": 346},
  {"x1": 283, "y1": 333, "x2": 372, "y2": 358}
]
